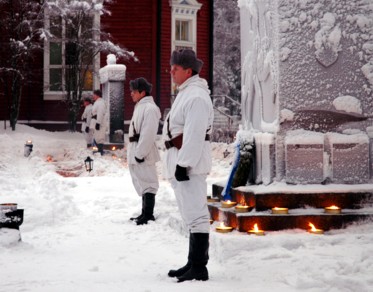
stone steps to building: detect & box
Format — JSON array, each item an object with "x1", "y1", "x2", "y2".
[{"x1": 208, "y1": 182, "x2": 373, "y2": 233}]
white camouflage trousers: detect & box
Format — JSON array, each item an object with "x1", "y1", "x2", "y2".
[
  {"x1": 129, "y1": 163, "x2": 159, "y2": 196},
  {"x1": 171, "y1": 174, "x2": 210, "y2": 233}
]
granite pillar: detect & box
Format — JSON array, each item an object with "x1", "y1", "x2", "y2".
[{"x1": 99, "y1": 54, "x2": 126, "y2": 144}]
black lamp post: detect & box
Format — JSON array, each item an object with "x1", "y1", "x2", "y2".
[
  {"x1": 84, "y1": 156, "x2": 93, "y2": 172},
  {"x1": 24, "y1": 140, "x2": 33, "y2": 157}
]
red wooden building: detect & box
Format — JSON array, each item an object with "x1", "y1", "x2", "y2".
[{"x1": 0, "y1": 0, "x2": 213, "y2": 130}]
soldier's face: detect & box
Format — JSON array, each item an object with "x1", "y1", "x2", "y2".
[
  {"x1": 170, "y1": 65, "x2": 192, "y2": 86},
  {"x1": 130, "y1": 90, "x2": 145, "y2": 103}
]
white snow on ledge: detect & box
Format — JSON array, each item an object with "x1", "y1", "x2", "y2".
[
  {"x1": 99, "y1": 64, "x2": 127, "y2": 84},
  {"x1": 332, "y1": 95, "x2": 362, "y2": 114},
  {"x1": 280, "y1": 108, "x2": 294, "y2": 123},
  {"x1": 285, "y1": 129, "x2": 324, "y2": 145},
  {"x1": 234, "y1": 181, "x2": 373, "y2": 194},
  {"x1": 327, "y1": 132, "x2": 369, "y2": 145},
  {"x1": 213, "y1": 180, "x2": 373, "y2": 194}
]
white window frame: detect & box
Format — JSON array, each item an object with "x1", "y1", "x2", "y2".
[
  {"x1": 170, "y1": 0, "x2": 202, "y2": 52},
  {"x1": 170, "y1": 0, "x2": 202, "y2": 94},
  {"x1": 43, "y1": 8, "x2": 100, "y2": 100}
]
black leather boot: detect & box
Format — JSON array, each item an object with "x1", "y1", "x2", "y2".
[
  {"x1": 136, "y1": 193, "x2": 155, "y2": 225},
  {"x1": 130, "y1": 195, "x2": 145, "y2": 221},
  {"x1": 177, "y1": 233, "x2": 209, "y2": 282},
  {"x1": 168, "y1": 234, "x2": 192, "y2": 277}
]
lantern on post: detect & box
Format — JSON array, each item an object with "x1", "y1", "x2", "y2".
[
  {"x1": 24, "y1": 140, "x2": 33, "y2": 157},
  {"x1": 84, "y1": 156, "x2": 94, "y2": 172}
]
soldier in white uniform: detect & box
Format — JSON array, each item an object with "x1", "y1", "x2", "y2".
[
  {"x1": 90, "y1": 89, "x2": 106, "y2": 155},
  {"x1": 128, "y1": 78, "x2": 161, "y2": 225},
  {"x1": 163, "y1": 49, "x2": 213, "y2": 282},
  {"x1": 81, "y1": 97, "x2": 93, "y2": 148}
]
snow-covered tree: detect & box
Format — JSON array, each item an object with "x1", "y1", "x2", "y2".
[
  {"x1": 44, "y1": 0, "x2": 136, "y2": 131},
  {"x1": 0, "y1": 0, "x2": 44, "y2": 131}
]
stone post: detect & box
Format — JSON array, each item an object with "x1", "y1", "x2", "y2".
[{"x1": 99, "y1": 54, "x2": 126, "y2": 144}]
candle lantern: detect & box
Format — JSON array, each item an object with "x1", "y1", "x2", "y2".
[
  {"x1": 235, "y1": 205, "x2": 250, "y2": 213},
  {"x1": 324, "y1": 205, "x2": 341, "y2": 214},
  {"x1": 308, "y1": 222, "x2": 324, "y2": 234},
  {"x1": 272, "y1": 207, "x2": 289, "y2": 214},
  {"x1": 215, "y1": 222, "x2": 233, "y2": 233},
  {"x1": 84, "y1": 156, "x2": 94, "y2": 172},
  {"x1": 248, "y1": 223, "x2": 265, "y2": 236},
  {"x1": 221, "y1": 200, "x2": 237, "y2": 208},
  {"x1": 24, "y1": 140, "x2": 33, "y2": 157},
  {"x1": 235, "y1": 197, "x2": 250, "y2": 213}
]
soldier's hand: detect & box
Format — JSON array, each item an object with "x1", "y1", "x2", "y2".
[{"x1": 175, "y1": 164, "x2": 189, "y2": 181}]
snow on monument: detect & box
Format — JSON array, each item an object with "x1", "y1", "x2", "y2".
[
  {"x1": 99, "y1": 54, "x2": 126, "y2": 144},
  {"x1": 239, "y1": 0, "x2": 373, "y2": 184}
]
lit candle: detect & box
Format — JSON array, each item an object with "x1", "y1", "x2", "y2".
[
  {"x1": 235, "y1": 205, "x2": 250, "y2": 213},
  {"x1": 112, "y1": 146, "x2": 116, "y2": 151},
  {"x1": 92, "y1": 146, "x2": 98, "y2": 152},
  {"x1": 215, "y1": 222, "x2": 233, "y2": 233},
  {"x1": 324, "y1": 205, "x2": 341, "y2": 214},
  {"x1": 308, "y1": 222, "x2": 324, "y2": 234},
  {"x1": 221, "y1": 200, "x2": 237, "y2": 208},
  {"x1": 247, "y1": 223, "x2": 265, "y2": 236},
  {"x1": 272, "y1": 207, "x2": 289, "y2": 214}
]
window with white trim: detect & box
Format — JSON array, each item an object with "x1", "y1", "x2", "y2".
[
  {"x1": 170, "y1": 0, "x2": 202, "y2": 93},
  {"x1": 43, "y1": 9, "x2": 100, "y2": 100},
  {"x1": 170, "y1": 0, "x2": 201, "y2": 52}
]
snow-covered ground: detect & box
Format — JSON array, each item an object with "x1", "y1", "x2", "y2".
[{"x1": 1, "y1": 125, "x2": 373, "y2": 292}]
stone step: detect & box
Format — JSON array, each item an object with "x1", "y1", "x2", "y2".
[
  {"x1": 212, "y1": 183, "x2": 373, "y2": 211},
  {"x1": 209, "y1": 182, "x2": 373, "y2": 232},
  {"x1": 208, "y1": 203, "x2": 373, "y2": 232}
]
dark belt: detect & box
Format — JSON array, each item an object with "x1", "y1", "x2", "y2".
[
  {"x1": 129, "y1": 134, "x2": 140, "y2": 142},
  {"x1": 92, "y1": 115, "x2": 97, "y2": 119},
  {"x1": 165, "y1": 134, "x2": 210, "y2": 150}
]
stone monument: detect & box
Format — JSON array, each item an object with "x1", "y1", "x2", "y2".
[
  {"x1": 239, "y1": 0, "x2": 373, "y2": 185},
  {"x1": 99, "y1": 54, "x2": 126, "y2": 144}
]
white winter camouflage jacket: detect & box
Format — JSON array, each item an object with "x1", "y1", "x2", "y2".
[
  {"x1": 162, "y1": 75, "x2": 214, "y2": 179},
  {"x1": 127, "y1": 96, "x2": 161, "y2": 165}
]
